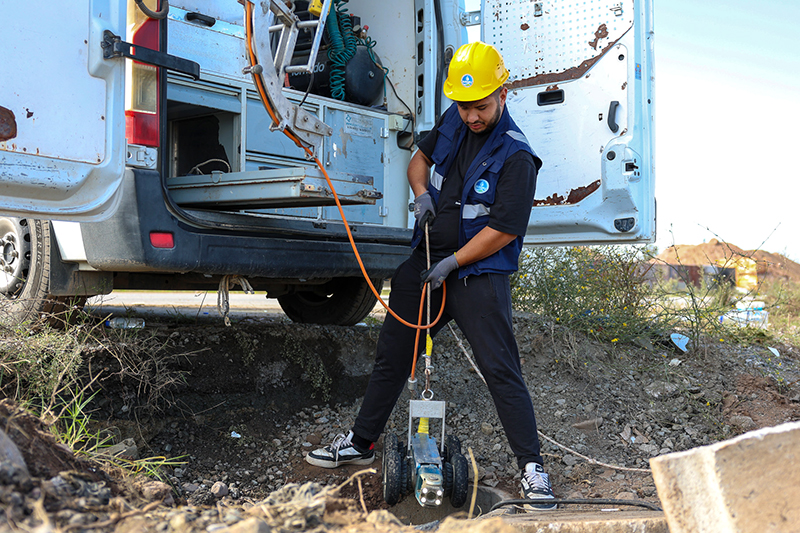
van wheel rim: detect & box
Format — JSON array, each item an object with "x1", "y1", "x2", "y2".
[{"x1": 0, "y1": 219, "x2": 30, "y2": 296}]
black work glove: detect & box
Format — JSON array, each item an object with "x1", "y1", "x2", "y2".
[
  {"x1": 420, "y1": 254, "x2": 459, "y2": 291},
  {"x1": 414, "y1": 191, "x2": 436, "y2": 229}
]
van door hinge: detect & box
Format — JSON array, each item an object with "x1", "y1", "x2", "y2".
[
  {"x1": 101, "y1": 30, "x2": 200, "y2": 80},
  {"x1": 460, "y1": 10, "x2": 481, "y2": 26},
  {"x1": 126, "y1": 143, "x2": 157, "y2": 170}
]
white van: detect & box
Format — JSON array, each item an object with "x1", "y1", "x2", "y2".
[{"x1": 0, "y1": 0, "x2": 654, "y2": 325}]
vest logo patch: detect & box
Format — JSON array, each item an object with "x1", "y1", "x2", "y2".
[
  {"x1": 474, "y1": 179, "x2": 490, "y2": 194},
  {"x1": 461, "y1": 74, "x2": 474, "y2": 88}
]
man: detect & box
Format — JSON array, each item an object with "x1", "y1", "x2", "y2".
[{"x1": 305, "y1": 42, "x2": 554, "y2": 509}]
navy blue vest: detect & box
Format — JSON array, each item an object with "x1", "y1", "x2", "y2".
[{"x1": 411, "y1": 104, "x2": 541, "y2": 278}]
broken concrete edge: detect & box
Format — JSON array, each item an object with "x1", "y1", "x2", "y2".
[
  {"x1": 649, "y1": 420, "x2": 800, "y2": 533},
  {"x1": 501, "y1": 510, "x2": 668, "y2": 533}
]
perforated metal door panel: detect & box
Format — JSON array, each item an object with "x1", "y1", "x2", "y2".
[
  {"x1": 481, "y1": 0, "x2": 654, "y2": 245},
  {"x1": 483, "y1": 0, "x2": 633, "y2": 86}
]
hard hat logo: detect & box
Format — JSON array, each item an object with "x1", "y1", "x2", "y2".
[{"x1": 444, "y1": 42, "x2": 509, "y2": 102}]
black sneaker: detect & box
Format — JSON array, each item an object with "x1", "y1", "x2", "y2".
[
  {"x1": 305, "y1": 431, "x2": 375, "y2": 468},
  {"x1": 520, "y1": 462, "x2": 556, "y2": 510}
]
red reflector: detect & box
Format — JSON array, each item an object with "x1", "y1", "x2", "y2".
[
  {"x1": 126, "y1": 110, "x2": 159, "y2": 147},
  {"x1": 150, "y1": 232, "x2": 174, "y2": 249}
]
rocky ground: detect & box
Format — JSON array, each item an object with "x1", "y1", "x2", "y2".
[{"x1": 2, "y1": 309, "x2": 800, "y2": 532}]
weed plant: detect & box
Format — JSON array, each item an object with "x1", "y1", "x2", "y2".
[
  {"x1": 47, "y1": 389, "x2": 186, "y2": 482},
  {"x1": 0, "y1": 316, "x2": 90, "y2": 404},
  {"x1": 1, "y1": 304, "x2": 191, "y2": 482},
  {"x1": 511, "y1": 245, "x2": 799, "y2": 353},
  {"x1": 511, "y1": 246, "x2": 662, "y2": 344},
  {"x1": 760, "y1": 278, "x2": 800, "y2": 346}
]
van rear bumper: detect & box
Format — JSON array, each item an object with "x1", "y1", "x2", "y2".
[{"x1": 81, "y1": 170, "x2": 411, "y2": 279}]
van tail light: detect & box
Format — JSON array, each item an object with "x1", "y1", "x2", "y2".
[
  {"x1": 149, "y1": 232, "x2": 174, "y2": 249},
  {"x1": 125, "y1": 0, "x2": 161, "y2": 147}
]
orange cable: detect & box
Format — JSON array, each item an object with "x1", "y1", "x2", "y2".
[{"x1": 244, "y1": 2, "x2": 445, "y2": 345}]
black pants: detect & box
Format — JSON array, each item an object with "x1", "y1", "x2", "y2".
[{"x1": 352, "y1": 250, "x2": 544, "y2": 469}]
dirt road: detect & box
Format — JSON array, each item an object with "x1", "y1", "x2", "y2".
[
  {"x1": 86, "y1": 290, "x2": 389, "y2": 322},
  {"x1": 87, "y1": 291, "x2": 287, "y2": 321}
]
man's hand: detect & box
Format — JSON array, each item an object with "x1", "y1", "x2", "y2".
[
  {"x1": 414, "y1": 191, "x2": 436, "y2": 229},
  {"x1": 420, "y1": 254, "x2": 459, "y2": 291}
]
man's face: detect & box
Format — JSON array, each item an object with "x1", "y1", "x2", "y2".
[{"x1": 456, "y1": 87, "x2": 507, "y2": 135}]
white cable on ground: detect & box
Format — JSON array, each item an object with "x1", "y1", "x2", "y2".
[
  {"x1": 446, "y1": 323, "x2": 651, "y2": 474},
  {"x1": 217, "y1": 275, "x2": 255, "y2": 326},
  {"x1": 447, "y1": 322, "x2": 486, "y2": 383}
]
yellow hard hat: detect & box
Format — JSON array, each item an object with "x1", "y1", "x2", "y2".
[{"x1": 443, "y1": 42, "x2": 509, "y2": 102}]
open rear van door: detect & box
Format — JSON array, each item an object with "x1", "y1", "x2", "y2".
[
  {"x1": 0, "y1": 0, "x2": 127, "y2": 221},
  {"x1": 482, "y1": 0, "x2": 655, "y2": 245}
]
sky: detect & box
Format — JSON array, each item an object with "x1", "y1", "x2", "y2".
[
  {"x1": 466, "y1": 0, "x2": 800, "y2": 261},
  {"x1": 654, "y1": 0, "x2": 800, "y2": 261}
]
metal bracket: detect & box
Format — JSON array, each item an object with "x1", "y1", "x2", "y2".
[
  {"x1": 247, "y1": 0, "x2": 334, "y2": 158},
  {"x1": 358, "y1": 190, "x2": 383, "y2": 200},
  {"x1": 460, "y1": 10, "x2": 481, "y2": 26},
  {"x1": 101, "y1": 30, "x2": 200, "y2": 80},
  {"x1": 293, "y1": 106, "x2": 333, "y2": 138},
  {"x1": 126, "y1": 143, "x2": 158, "y2": 170},
  {"x1": 610, "y1": 3, "x2": 624, "y2": 16},
  {"x1": 408, "y1": 400, "x2": 446, "y2": 454}
]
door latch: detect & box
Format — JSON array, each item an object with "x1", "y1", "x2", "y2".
[{"x1": 101, "y1": 30, "x2": 200, "y2": 80}]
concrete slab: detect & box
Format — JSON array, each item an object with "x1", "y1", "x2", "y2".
[
  {"x1": 500, "y1": 509, "x2": 667, "y2": 532},
  {"x1": 650, "y1": 420, "x2": 800, "y2": 533}
]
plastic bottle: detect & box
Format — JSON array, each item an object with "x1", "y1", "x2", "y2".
[{"x1": 105, "y1": 317, "x2": 145, "y2": 329}]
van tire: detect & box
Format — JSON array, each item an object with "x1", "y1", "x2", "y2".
[
  {"x1": 278, "y1": 277, "x2": 384, "y2": 326},
  {"x1": 0, "y1": 218, "x2": 86, "y2": 328}
]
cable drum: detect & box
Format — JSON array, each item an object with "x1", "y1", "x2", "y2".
[
  {"x1": 284, "y1": 0, "x2": 385, "y2": 106},
  {"x1": 287, "y1": 47, "x2": 385, "y2": 106}
]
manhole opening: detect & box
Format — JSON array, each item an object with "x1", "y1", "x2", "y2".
[{"x1": 388, "y1": 486, "x2": 509, "y2": 525}]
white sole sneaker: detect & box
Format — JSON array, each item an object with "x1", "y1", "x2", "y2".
[{"x1": 304, "y1": 452, "x2": 375, "y2": 468}]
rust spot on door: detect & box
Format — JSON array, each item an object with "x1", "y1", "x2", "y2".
[
  {"x1": 534, "y1": 193, "x2": 565, "y2": 206},
  {"x1": 509, "y1": 33, "x2": 625, "y2": 88},
  {"x1": 521, "y1": 23, "x2": 530, "y2": 30},
  {"x1": 0, "y1": 106, "x2": 17, "y2": 142},
  {"x1": 25, "y1": 108, "x2": 34, "y2": 119},
  {"x1": 566, "y1": 180, "x2": 601, "y2": 204},
  {"x1": 588, "y1": 24, "x2": 609, "y2": 50},
  {"x1": 533, "y1": 180, "x2": 601, "y2": 206}
]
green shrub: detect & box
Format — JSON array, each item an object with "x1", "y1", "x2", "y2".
[
  {"x1": 759, "y1": 278, "x2": 800, "y2": 346},
  {"x1": 511, "y1": 245, "x2": 800, "y2": 353},
  {"x1": 511, "y1": 246, "x2": 660, "y2": 344},
  {"x1": 0, "y1": 324, "x2": 84, "y2": 403}
]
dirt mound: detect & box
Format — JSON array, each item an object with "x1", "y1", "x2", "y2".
[
  {"x1": 0, "y1": 399, "x2": 100, "y2": 480},
  {"x1": 656, "y1": 239, "x2": 800, "y2": 282}
]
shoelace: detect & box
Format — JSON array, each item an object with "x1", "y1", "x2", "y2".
[
  {"x1": 524, "y1": 470, "x2": 551, "y2": 493},
  {"x1": 328, "y1": 433, "x2": 353, "y2": 461}
]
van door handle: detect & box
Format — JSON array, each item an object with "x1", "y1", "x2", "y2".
[
  {"x1": 186, "y1": 12, "x2": 216, "y2": 27},
  {"x1": 607, "y1": 101, "x2": 620, "y2": 133}
]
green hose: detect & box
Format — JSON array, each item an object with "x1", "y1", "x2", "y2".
[{"x1": 326, "y1": 0, "x2": 357, "y2": 101}]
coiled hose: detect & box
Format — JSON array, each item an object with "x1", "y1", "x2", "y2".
[{"x1": 326, "y1": 0, "x2": 357, "y2": 100}]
